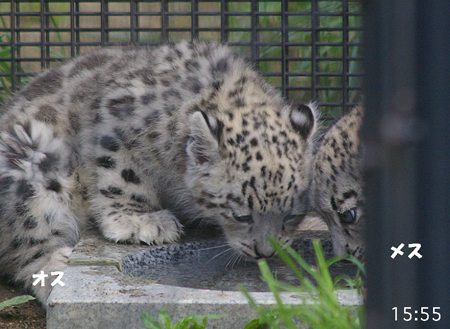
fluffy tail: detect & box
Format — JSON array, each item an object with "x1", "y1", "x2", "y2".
[{"x1": 0, "y1": 120, "x2": 80, "y2": 304}]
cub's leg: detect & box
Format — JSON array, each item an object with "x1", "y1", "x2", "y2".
[
  {"x1": 0, "y1": 121, "x2": 81, "y2": 303},
  {"x1": 88, "y1": 141, "x2": 182, "y2": 244}
]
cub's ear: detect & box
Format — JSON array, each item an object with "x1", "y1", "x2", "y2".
[
  {"x1": 186, "y1": 111, "x2": 222, "y2": 166},
  {"x1": 290, "y1": 102, "x2": 318, "y2": 140}
]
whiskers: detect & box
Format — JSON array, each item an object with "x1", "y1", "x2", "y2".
[
  {"x1": 202, "y1": 243, "x2": 244, "y2": 269},
  {"x1": 198, "y1": 243, "x2": 229, "y2": 251},
  {"x1": 205, "y1": 245, "x2": 234, "y2": 264},
  {"x1": 225, "y1": 253, "x2": 243, "y2": 268}
]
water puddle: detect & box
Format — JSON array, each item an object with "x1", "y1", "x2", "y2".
[{"x1": 121, "y1": 238, "x2": 358, "y2": 292}]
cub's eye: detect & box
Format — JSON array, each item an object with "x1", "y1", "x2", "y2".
[
  {"x1": 282, "y1": 214, "x2": 304, "y2": 231},
  {"x1": 283, "y1": 214, "x2": 298, "y2": 223},
  {"x1": 338, "y1": 208, "x2": 357, "y2": 224},
  {"x1": 232, "y1": 212, "x2": 253, "y2": 224}
]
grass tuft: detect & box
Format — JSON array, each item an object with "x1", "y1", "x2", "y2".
[
  {"x1": 141, "y1": 309, "x2": 227, "y2": 329},
  {"x1": 241, "y1": 239, "x2": 365, "y2": 329}
]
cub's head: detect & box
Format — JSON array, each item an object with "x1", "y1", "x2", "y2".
[
  {"x1": 310, "y1": 106, "x2": 365, "y2": 260},
  {"x1": 185, "y1": 100, "x2": 318, "y2": 259}
]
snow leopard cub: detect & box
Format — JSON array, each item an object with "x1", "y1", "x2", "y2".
[
  {"x1": 0, "y1": 41, "x2": 319, "y2": 303},
  {"x1": 309, "y1": 105, "x2": 365, "y2": 260}
]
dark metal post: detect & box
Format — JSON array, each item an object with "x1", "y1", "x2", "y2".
[
  {"x1": 342, "y1": 0, "x2": 349, "y2": 113},
  {"x1": 416, "y1": 2, "x2": 450, "y2": 328},
  {"x1": 191, "y1": 0, "x2": 198, "y2": 40},
  {"x1": 161, "y1": 0, "x2": 168, "y2": 43},
  {"x1": 365, "y1": 0, "x2": 450, "y2": 328},
  {"x1": 250, "y1": 0, "x2": 258, "y2": 70},
  {"x1": 130, "y1": 0, "x2": 137, "y2": 44},
  {"x1": 10, "y1": 0, "x2": 16, "y2": 91},
  {"x1": 364, "y1": 0, "x2": 418, "y2": 328},
  {"x1": 310, "y1": 1, "x2": 318, "y2": 102},
  {"x1": 70, "y1": 0, "x2": 75, "y2": 57}
]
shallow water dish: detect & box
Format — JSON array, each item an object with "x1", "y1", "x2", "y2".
[
  {"x1": 46, "y1": 228, "x2": 362, "y2": 329},
  {"x1": 121, "y1": 238, "x2": 357, "y2": 292}
]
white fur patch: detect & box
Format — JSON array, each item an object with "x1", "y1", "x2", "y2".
[
  {"x1": 13, "y1": 124, "x2": 33, "y2": 145},
  {"x1": 206, "y1": 113, "x2": 217, "y2": 130},
  {"x1": 100, "y1": 210, "x2": 182, "y2": 245},
  {"x1": 290, "y1": 108, "x2": 310, "y2": 127}
]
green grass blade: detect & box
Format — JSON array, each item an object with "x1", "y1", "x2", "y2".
[
  {"x1": 282, "y1": 243, "x2": 320, "y2": 279},
  {"x1": 141, "y1": 312, "x2": 164, "y2": 329},
  {"x1": 0, "y1": 295, "x2": 35, "y2": 311},
  {"x1": 174, "y1": 313, "x2": 227, "y2": 329},
  {"x1": 157, "y1": 309, "x2": 172, "y2": 328},
  {"x1": 268, "y1": 237, "x2": 304, "y2": 281},
  {"x1": 242, "y1": 318, "x2": 266, "y2": 329},
  {"x1": 0, "y1": 47, "x2": 12, "y2": 58},
  {"x1": 313, "y1": 240, "x2": 335, "y2": 292},
  {"x1": 258, "y1": 260, "x2": 298, "y2": 329}
]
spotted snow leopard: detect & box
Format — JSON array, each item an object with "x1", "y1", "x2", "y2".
[
  {"x1": 0, "y1": 41, "x2": 319, "y2": 303},
  {"x1": 309, "y1": 105, "x2": 365, "y2": 260}
]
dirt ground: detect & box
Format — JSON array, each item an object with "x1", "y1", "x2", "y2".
[{"x1": 0, "y1": 281, "x2": 46, "y2": 329}]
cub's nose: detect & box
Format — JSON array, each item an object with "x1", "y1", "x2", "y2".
[{"x1": 254, "y1": 244, "x2": 275, "y2": 259}]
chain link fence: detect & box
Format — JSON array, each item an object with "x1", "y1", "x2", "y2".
[{"x1": 0, "y1": 0, "x2": 363, "y2": 118}]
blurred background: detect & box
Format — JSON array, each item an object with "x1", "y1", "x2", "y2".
[{"x1": 0, "y1": 1, "x2": 363, "y2": 120}]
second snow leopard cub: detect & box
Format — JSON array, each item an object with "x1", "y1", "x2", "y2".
[
  {"x1": 0, "y1": 41, "x2": 318, "y2": 303},
  {"x1": 309, "y1": 105, "x2": 365, "y2": 260}
]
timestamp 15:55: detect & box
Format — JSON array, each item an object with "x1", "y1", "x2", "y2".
[{"x1": 392, "y1": 307, "x2": 441, "y2": 322}]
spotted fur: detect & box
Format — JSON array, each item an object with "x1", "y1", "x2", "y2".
[
  {"x1": 0, "y1": 41, "x2": 318, "y2": 303},
  {"x1": 309, "y1": 105, "x2": 365, "y2": 260}
]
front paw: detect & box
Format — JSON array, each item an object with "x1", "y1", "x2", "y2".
[
  {"x1": 100, "y1": 209, "x2": 182, "y2": 245},
  {"x1": 30, "y1": 246, "x2": 72, "y2": 305}
]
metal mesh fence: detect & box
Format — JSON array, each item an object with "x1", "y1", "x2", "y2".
[{"x1": 0, "y1": 0, "x2": 363, "y2": 117}]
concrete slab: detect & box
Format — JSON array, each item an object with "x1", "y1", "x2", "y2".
[{"x1": 47, "y1": 224, "x2": 362, "y2": 329}]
